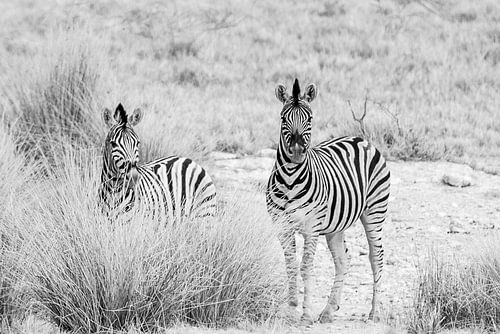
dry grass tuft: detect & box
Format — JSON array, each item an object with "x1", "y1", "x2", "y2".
[
  {"x1": 1, "y1": 28, "x2": 105, "y2": 170},
  {"x1": 5, "y1": 150, "x2": 285, "y2": 332},
  {"x1": 0, "y1": 124, "x2": 37, "y2": 328},
  {"x1": 409, "y1": 238, "x2": 500, "y2": 333}
]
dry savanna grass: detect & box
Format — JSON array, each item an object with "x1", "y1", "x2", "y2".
[
  {"x1": 1, "y1": 150, "x2": 286, "y2": 332},
  {"x1": 0, "y1": 0, "x2": 498, "y2": 161},
  {"x1": 410, "y1": 236, "x2": 500, "y2": 333},
  {"x1": 0, "y1": 125, "x2": 39, "y2": 326},
  {"x1": 0, "y1": 25, "x2": 287, "y2": 333}
]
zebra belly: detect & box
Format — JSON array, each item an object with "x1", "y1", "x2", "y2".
[
  {"x1": 284, "y1": 202, "x2": 364, "y2": 236},
  {"x1": 314, "y1": 196, "x2": 367, "y2": 235},
  {"x1": 285, "y1": 203, "x2": 328, "y2": 235}
]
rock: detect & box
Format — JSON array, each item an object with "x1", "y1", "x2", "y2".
[
  {"x1": 484, "y1": 47, "x2": 500, "y2": 66},
  {"x1": 208, "y1": 151, "x2": 238, "y2": 160},
  {"x1": 484, "y1": 190, "x2": 500, "y2": 198},
  {"x1": 448, "y1": 221, "x2": 470, "y2": 234},
  {"x1": 257, "y1": 148, "x2": 276, "y2": 158},
  {"x1": 441, "y1": 173, "x2": 472, "y2": 187}
]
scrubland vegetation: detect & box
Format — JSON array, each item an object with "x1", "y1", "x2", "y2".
[
  {"x1": 2, "y1": 0, "x2": 499, "y2": 161},
  {"x1": 0, "y1": 0, "x2": 499, "y2": 333},
  {"x1": 410, "y1": 237, "x2": 500, "y2": 333},
  {"x1": 0, "y1": 141, "x2": 286, "y2": 332}
]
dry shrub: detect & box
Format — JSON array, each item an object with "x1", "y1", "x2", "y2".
[
  {"x1": 409, "y1": 238, "x2": 500, "y2": 333},
  {"x1": 344, "y1": 98, "x2": 443, "y2": 160},
  {"x1": 9, "y1": 150, "x2": 285, "y2": 332}
]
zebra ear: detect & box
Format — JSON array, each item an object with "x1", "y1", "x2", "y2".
[
  {"x1": 275, "y1": 84, "x2": 289, "y2": 104},
  {"x1": 102, "y1": 108, "x2": 115, "y2": 127},
  {"x1": 303, "y1": 83, "x2": 317, "y2": 103},
  {"x1": 129, "y1": 108, "x2": 143, "y2": 126}
]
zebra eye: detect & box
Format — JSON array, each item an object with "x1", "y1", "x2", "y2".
[{"x1": 110, "y1": 141, "x2": 118, "y2": 148}]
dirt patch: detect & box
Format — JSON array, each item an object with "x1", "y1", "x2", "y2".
[{"x1": 206, "y1": 155, "x2": 500, "y2": 333}]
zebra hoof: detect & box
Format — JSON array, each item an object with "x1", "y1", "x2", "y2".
[
  {"x1": 367, "y1": 310, "x2": 379, "y2": 322},
  {"x1": 318, "y1": 304, "x2": 339, "y2": 323},
  {"x1": 300, "y1": 313, "x2": 314, "y2": 326},
  {"x1": 289, "y1": 297, "x2": 298, "y2": 307}
]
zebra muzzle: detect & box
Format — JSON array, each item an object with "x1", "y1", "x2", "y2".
[
  {"x1": 289, "y1": 143, "x2": 306, "y2": 163},
  {"x1": 126, "y1": 167, "x2": 140, "y2": 188}
]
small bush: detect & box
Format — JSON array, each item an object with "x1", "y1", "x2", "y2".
[
  {"x1": 168, "y1": 41, "x2": 198, "y2": 59},
  {"x1": 409, "y1": 238, "x2": 500, "y2": 333},
  {"x1": 10, "y1": 150, "x2": 285, "y2": 332},
  {"x1": 174, "y1": 68, "x2": 209, "y2": 87},
  {"x1": 452, "y1": 11, "x2": 477, "y2": 23},
  {"x1": 343, "y1": 99, "x2": 443, "y2": 160}
]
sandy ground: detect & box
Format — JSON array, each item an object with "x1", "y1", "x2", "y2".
[{"x1": 206, "y1": 152, "x2": 500, "y2": 334}]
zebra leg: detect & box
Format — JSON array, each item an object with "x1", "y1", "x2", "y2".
[
  {"x1": 278, "y1": 231, "x2": 299, "y2": 307},
  {"x1": 319, "y1": 232, "x2": 347, "y2": 323},
  {"x1": 360, "y1": 212, "x2": 385, "y2": 321},
  {"x1": 300, "y1": 233, "x2": 318, "y2": 325}
]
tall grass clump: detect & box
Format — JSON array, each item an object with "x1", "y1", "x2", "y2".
[
  {"x1": 409, "y1": 239, "x2": 500, "y2": 333},
  {"x1": 2, "y1": 28, "x2": 105, "y2": 170},
  {"x1": 12, "y1": 150, "x2": 285, "y2": 332},
  {"x1": 0, "y1": 124, "x2": 37, "y2": 327}
]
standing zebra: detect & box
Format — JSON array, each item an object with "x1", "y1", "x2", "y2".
[
  {"x1": 266, "y1": 79, "x2": 390, "y2": 324},
  {"x1": 99, "y1": 103, "x2": 217, "y2": 220}
]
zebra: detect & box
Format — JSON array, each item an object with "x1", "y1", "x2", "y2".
[
  {"x1": 266, "y1": 79, "x2": 390, "y2": 325},
  {"x1": 99, "y1": 103, "x2": 217, "y2": 221}
]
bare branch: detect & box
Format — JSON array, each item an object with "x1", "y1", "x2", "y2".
[
  {"x1": 347, "y1": 92, "x2": 369, "y2": 138},
  {"x1": 373, "y1": 100, "x2": 404, "y2": 137}
]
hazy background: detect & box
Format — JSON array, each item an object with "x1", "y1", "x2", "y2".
[{"x1": 1, "y1": 0, "x2": 498, "y2": 162}]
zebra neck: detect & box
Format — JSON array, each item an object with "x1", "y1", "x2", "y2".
[{"x1": 100, "y1": 156, "x2": 137, "y2": 209}]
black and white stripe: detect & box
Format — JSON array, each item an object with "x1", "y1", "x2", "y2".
[
  {"x1": 99, "y1": 103, "x2": 217, "y2": 221},
  {"x1": 266, "y1": 79, "x2": 390, "y2": 324}
]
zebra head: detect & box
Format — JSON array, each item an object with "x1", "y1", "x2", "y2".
[
  {"x1": 102, "y1": 103, "x2": 143, "y2": 181},
  {"x1": 275, "y1": 78, "x2": 317, "y2": 164}
]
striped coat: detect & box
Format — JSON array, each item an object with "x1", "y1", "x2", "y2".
[
  {"x1": 266, "y1": 79, "x2": 390, "y2": 325},
  {"x1": 99, "y1": 104, "x2": 216, "y2": 220}
]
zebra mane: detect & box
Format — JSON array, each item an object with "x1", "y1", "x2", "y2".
[
  {"x1": 292, "y1": 78, "x2": 300, "y2": 104},
  {"x1": 116, "y1": 103, "x2": 128, "y2": 125}
]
